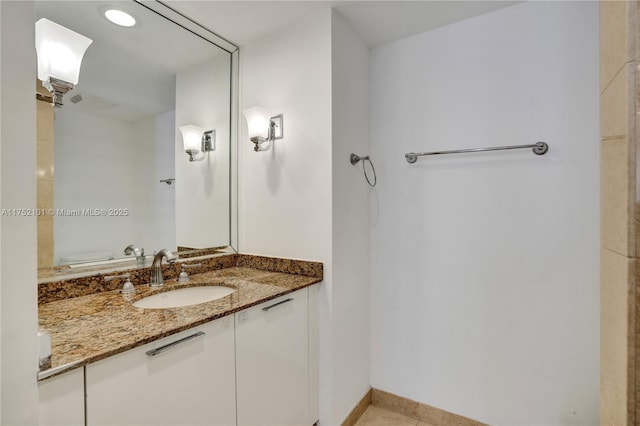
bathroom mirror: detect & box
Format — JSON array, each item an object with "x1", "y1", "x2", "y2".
[{"x1": 35, "y1": 1, "x2": 238, "y2": 274}]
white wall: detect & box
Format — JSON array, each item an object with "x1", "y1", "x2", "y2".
[
  {"x1": 54, "y1": 107, "x2": 137, "y2": 261},
  {"x1": 330, "y1": 10, "x2": 371, "y2": 423},
  {"x1": 240, "y1": 11, "x2": 371, "y2": 425},
  {"x1": 132, "y1": 111, "x2": 176, "y2": 251},
  {"x1": 1, "y1": 1, "x2": 3, "y2": 416},
  {"x1": 175, "y1": 56, "x2": 231, "y2": 249},
  {"x1": 0, "y1": 1, "x2": 39, "y2": 424},
  {"x1": 238, "y1": 10, "x2": 336, "y2": 424},
  {"x1": 137, "y1": 111, "x2": 177, "y2": 254},
  {"x1": 54, "y1": 107, "x2": 175, "y2": 263},
  {"x1": 369, "y1": 2, "x2": 599, "y2": 425}
]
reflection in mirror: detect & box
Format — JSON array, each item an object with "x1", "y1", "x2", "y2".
[{"x1": 34, "y1": 1, "x2": 236, "y2": 272}]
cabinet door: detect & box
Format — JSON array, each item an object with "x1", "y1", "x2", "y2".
[
  {"x1": 86, "y1": 316, "x2": 235, "y2": 426},
  {"x1": 236, "y1": 287, "x2": 309, "y2": 426},
  {"x1": 38, "y1": 367, "x2": 84, "y2": 426}
]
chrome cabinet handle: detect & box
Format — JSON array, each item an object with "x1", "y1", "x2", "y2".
[
  {"x1": 262, "y1": 298, "x2": 294, "y2": 311},
  {"x1": 146, "y1": 331, "x2": 205, "y2": 357}
]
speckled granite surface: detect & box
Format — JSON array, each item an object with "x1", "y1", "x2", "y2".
[
  {"x1": 38, "y1": 254, "x2": 323, "y2": 304},
  {"x1": 238, "y1": 254, "x2": 323, "y2": 278},
  {"x1": 38, "y1": 266, "x2": 321, "y2": 380}
]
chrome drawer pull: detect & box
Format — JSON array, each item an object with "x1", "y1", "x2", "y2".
[
  {"x1": 262, "y1": 298, "x2": 293, "y2": 311},
  {"x1": 146, "y1": 331, "x2": 205, "y2": 357}
]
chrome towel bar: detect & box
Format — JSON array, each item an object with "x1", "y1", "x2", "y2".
[{"x1": 405, "y1": 141, "x2": 549, "y2": 164}]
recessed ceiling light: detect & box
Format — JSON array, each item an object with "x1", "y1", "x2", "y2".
[{"x1": 104, "y1": 9, "x2": 136, "y2": 27}]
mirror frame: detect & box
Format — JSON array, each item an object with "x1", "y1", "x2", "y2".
[{"x1": 37, "y1": 0, "x2": 239, "y2": 281}]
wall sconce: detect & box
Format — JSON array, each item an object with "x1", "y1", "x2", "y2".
[
  {"x1": 242, "y1": 106, "x2": 283, "y2": 152},
  {"x1": 35, "y1": 18, "x2": 92, "y2": 108},
  {"x1": 179, "y1": 125, "x2": 215, "y2": 162}
]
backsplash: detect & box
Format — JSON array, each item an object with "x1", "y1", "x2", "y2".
[
  {"x1": 237, "y1": 254, "x2": 324, "y2": 278},
  {"x1": 38, "y1": 254, "x2": 323, "y2": 304}
]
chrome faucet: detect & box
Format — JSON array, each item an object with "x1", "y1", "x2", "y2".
[
  {"x1": 124, "y1": 244, "x2": 146, "y2": 268},
  {"x1": 150, "y1": 249, "x2": 176, "y2": 288}
]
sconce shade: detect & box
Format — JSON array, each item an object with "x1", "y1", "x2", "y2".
[
  {"x1": 179, "y1": 125, "x2": 204, "y2": 153},
  {"x1": 35, "y1": 18, "x2": 92, "y2": 86},
  {"x1": 243, "y1": 106, "x2": 271, "y2": 140},
  {"x1": 178, "y1": 125, "x2": 214, "y2": 162}
]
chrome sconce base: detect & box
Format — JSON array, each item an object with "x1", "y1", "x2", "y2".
[
  {"x1": 251, "y1": 114, "x2": 283, "y2": 152},
  {"x1": 186, "y1": 129, "x2": 215, "y2": 161},
  {"x1": 202, "y1": 130, "x2": 215, "y2": 151},
  {"x1": 186, "y1": 149, "x2": 199, "y2": 162},
  {"x1": 251, "y1": 137, "x2": 271, "y2": 152},
  {"x1": 43, "y1": 77, "x2": 75, "y2": 108}
]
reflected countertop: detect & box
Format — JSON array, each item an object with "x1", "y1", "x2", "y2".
[{"x1": 38, "y1": 266, "x2": 321, "y2": 381}]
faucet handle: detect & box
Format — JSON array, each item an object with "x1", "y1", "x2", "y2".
[
  {"x1": 104, "y1": 273, "x2": 130, "y2": 282},
  {"x1": 104, "y1": 273, "x2": 135, "y2": 295},
  {"x1": 177, "y1": 263, "x2": 202, "y2": 283}
]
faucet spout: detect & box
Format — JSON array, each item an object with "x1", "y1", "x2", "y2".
[
  {"x1": 124, "y1": 244, "x2": 146, "y2": 268},
  {"x1": 150, "y1": 249, "x2": 176, "y2": 288}
]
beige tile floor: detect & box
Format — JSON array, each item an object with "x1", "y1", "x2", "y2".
[{"x1": 354, "y1": 405, "x2": 435, "y2": 426}]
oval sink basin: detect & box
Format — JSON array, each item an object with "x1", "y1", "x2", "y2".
[{"x1": 133, "y1": 286, "x2": 235, "y2": 309}]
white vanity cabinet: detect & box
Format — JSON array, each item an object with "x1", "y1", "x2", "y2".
[
  {"x1": 85, "y1": 316, "x2": 236, "y2": 426},
  {"x1": 38, "y1": 367, "x2": 85, "y2": 426},
  {"x1": 235, "y1": 285, "x2": 318, "y2": 426}
]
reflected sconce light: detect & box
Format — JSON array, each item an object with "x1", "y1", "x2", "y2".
[
  {"x1": 35, "y1": 18, "x2": 92, "y2": 108},
  {"x1": 179, "y1": 125, "x2": 215, "y2": 162},
  {"x1": 242, "y1": 106, "x2": 283, "y2": 152}
]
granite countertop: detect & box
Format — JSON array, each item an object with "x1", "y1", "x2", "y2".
[{"x1": 38, "y1": 266, "x2": 321, "y2": 380}]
